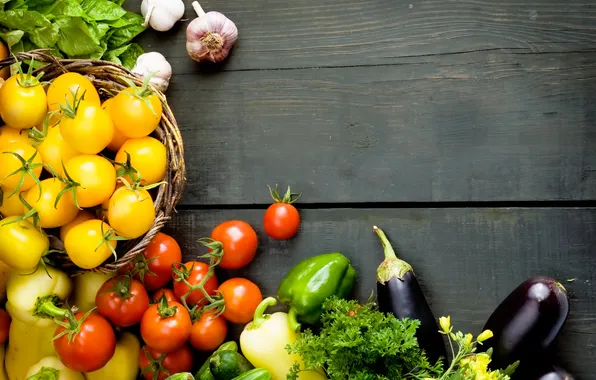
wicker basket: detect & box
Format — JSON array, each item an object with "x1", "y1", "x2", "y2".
[{"x1": 0, "y1": 49, "x2": 186, "y2": 274}]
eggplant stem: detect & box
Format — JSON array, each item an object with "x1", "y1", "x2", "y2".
[{"x1": 373, "y1": 225, "x2": 414, "y2": 284}]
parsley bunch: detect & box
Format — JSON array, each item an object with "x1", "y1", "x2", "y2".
[{"x1": 286, "y1": 296, "x2": 444, "y2": 380}]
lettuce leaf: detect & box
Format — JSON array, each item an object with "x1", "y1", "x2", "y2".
[
  {"x1": 0, "y1": 0, "x2": 145, "y2": 62},
  {"x1": 81, "y1": 0, "x2": 126, "y2": 21}
]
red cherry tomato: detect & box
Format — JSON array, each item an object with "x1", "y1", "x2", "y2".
[
  {"x1": 53, "y1": 312, "x2": 116, "y2": 372},
  {"x1": 263, "y1": 185, "x2": 301, "y2": 240},
  {"x1": 95, "y1": 275, "x2": 150, "y2": 327},
  {"x1": 0, "y1": 309, "x2": 10, "y2": 344},
  {"x1": 140, "y1": 299, "x2": 192, "y2": 353},
  {"x1": 218, "y1": 278, "x2": 263, "y2": 324},
  {"x1": 132, "y1": 232, "x2": 182, "y2": 291},
  {"x1": 172, "y1": 261, "x2": 219, "y2": 307},
  {"x1": 152, "y1": 288, "x2": 180, "y2": 304},
  {"x1": 211, "y1": 220, "x2": 258, "y2": 270},
  {"x1": 139, "y1": 344, "x2": 193, "y2": 380},
  {"x1": 189, "y1": 311, "x2": 228, "y2": 351}
]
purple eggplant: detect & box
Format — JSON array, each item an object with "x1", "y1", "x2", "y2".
[
  {"x1": 536, "y1": 366, "x2": 575, "y2": 380},
  {"x1": 373, "y1": 226, "x2": 446, "y2": 364},
  {"x1": 482, "y1": 277, "x2": 569, "y2": 371}
]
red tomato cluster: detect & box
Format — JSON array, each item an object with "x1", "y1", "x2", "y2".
[{"x1": 88, "y1": 225, "x2": 264, "y2": 380}]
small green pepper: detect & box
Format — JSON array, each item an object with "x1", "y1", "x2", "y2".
[{"x1": 277, "y1": 252, "x2": 357, "y2": 331}]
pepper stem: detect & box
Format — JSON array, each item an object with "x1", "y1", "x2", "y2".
[
  {"x1": 288, "y1": 307, "x2": 301, "y2": 333},
  {"x1": 27, "y1": 367, "x2": 59, "y2": 379},
  {"x1": 35, "y1": 295, "x2": 69, "y2": 319},
  {"x1": 373, "y1": 225, "x2": 413, "y2": 284},
  {"x1": 192, "y1": 1, "x2": 206, "y2": 17},
  {"x1": 249, "y1": 297, "x2": 276, "y2": 330}
]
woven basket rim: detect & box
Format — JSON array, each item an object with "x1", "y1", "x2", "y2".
[{"x1": 0, "y1": 49, "x2": 187, "y2": 274}]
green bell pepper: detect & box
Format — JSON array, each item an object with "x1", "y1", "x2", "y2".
[{"x1": 277, "y1": 252, "x2": 357, "y2": 331}]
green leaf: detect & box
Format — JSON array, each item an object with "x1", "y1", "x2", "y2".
[
  {"x1": 34, "y1": 0, "x2": 87, "y2": 19},
  {"x1": 55, "y1": 17, "x2": 105, "y2": 57},
  {"x1": 87, "y1": 21, "x2": 110, "y2": 43},
  {"x1": 80, "y1": 0, "x2": 126, "y2": 21},
  {"x1": 120, "y1": 42, "x2": 143, "y2": 69},
  {"x1": 107, "y1": 11, "x2": 145, "y2": 49},
  {"x1": 0, "y1": 29, "x2": 24, "y2": 47},
  {"x1": 28, "y1": 23, "x2": 59, "y2": 48},
  {"x1": 4, "y1": 0, "x2": 26, "y2": 11},
  {"x1": 0, "y1": 10, "x2": 51, "y2": 31}
]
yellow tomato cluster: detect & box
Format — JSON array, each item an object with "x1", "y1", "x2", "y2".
[{"x1": 0, "y1": 67, "x2": 168, "y2": 272}]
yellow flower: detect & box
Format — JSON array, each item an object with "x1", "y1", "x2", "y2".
[
  {"x1": 464, "y1": 333, "x2": 473, "y2": 347},
  {"x1": 477, "y1": 330, "x2": 494, "y2": 342},
  {"x1": 439, "y1": 316, "x2": 451, "y2": 333}
]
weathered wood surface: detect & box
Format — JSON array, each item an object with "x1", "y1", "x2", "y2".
[
  {"x1": 165, "y1": 208, "x2": 596, "y2": 377},
  {"x1": 125, "y1": 0, "x2": 596, "y2": 376},
  {"x1": 168, "y1": 51, "x2": 596, "y2": 205},
  {"x1": 134, "y1": 0, "x2": 596, "y2": 71}
]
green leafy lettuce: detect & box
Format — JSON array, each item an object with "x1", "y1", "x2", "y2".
[{"x1": 0, "y1": 0, "x2": 145, "y2": 68}]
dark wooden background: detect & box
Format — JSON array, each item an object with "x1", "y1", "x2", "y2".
[{"x1": 130, "y1": 0, "x2": 596, "y2": 377}]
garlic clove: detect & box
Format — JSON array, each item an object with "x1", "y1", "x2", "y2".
[
  {"x1": 132, "y1": 52, "x2": 172, "y2": 92},
  {"x1": 186, "y1": 1, "x2": 239, "y2": 64},
  {"x1": 141, "y1": 0, "x2": 185, "y2": 32}
]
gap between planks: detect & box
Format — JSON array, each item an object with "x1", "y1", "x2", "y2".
[{"x1": 175, "y1": 200, "x2": 596, "y2": 211}]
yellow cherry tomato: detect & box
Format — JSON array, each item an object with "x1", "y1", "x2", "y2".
[
  {"x1": 22, "y1": 178, "x2": 79, "y2": 229},
  {"x1": 47, "y1": 72, "x2": 101, "y2": 113},
  {"x1": 0, "y1": 216, "x2": 49, "y2": 270},
  {"x1": 0, "y1": 142, "x2": 43, "y2": 192},
  {"x1": 107, "y1": 187, "x2": 156, "y2": 239},
  {"x1": 64, "y1": 219, "x2": 117, "y2": 269},
  {"x1": 111, "y1": 88, "x2": 162, "y2": 138},
  {"x1": 0, "y1": 125, "x2": 33, "y2": 149},
  {"x1": 0, "y1": 186, "x2": 24, "y2": 217},
  {"x1": 37, "y1": 126, "x2": 80, "y2": 177},
  {"x1": 60, "y1": 209, "x2": 95, "y2": 242},
  {"x1": 102, "y1": 98, "x2": 129, "y2": 152},
  {"x1": 0, "y1": 74, "x2": 47, "y2": 130},
  {"x1": 64, "y1": 155, "x2": 116, "y2": 208},
  {"x1": 59, "y1": 99, "x2": 114, "y2": 154},
  {"x1": 115, "y1": 137, "x2": 166, "y2": 186}
]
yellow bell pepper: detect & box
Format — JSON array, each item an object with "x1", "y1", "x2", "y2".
[
  {"x1": 0, "y1": 342, "x2": 8, "y2": 380},
  {"x1": 71, "y1": 271, "x2": 116, "y2": 313},
  {"x1": 5, "y1": 318, "x2": 56, "y2": 380},
  {"x1": 84, "y1": 332, "x2": 140, "y2": 380},
  {"x1": 25, "y1": 356, "x2": 85, "y2": 380},
  {"x1": 0, "y1": 217, "x2": 50, "y2": 271},
  {"x1": 0, "y1": 259, "x2": 9, "y2": 302},
  {"x1": 5, "y1": 265, "x2": 72, "y2": 327},
  {"x1": 240, "y1": 297, "x2": 327, "y2": 380}
]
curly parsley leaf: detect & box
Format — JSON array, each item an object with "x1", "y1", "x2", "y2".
[{"x1": 286, "y1": 296, "x2": 444, "y2": 380}]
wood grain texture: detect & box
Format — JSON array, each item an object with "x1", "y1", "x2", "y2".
[
  {"x1": 129, "y1": 0, "x2": 596, "y2": 71},
  {"x1": 170, "y1": 51, "x2": 596, "y2": 205},
  {"x1": 164, "y1": 207, "x2": 596, "y2": 377}
]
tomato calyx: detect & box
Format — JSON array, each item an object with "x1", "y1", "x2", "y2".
[
  {"x1": 127, "y1": 252, "x2": 159, "y2": 284},
  {"x1": 98, "y1": 274, "x2": 135, "y2": 300},
  {"x1": 171, "y1": 259, "x2": 225, "y2": 316},
  {"x1": 268, "y1": 184, "x2": 301, "y2": 204},
  {"x1": 13, "y1": 59, "x2": 44, "y2": 88},
  {"x1": 50, "y1": 161, "x2": 83, "y2": 209},
  {"x1": 140, "y1": 346, "x2": 170, "y2": 380},
  {"x1": 155, "y1": 293, "x2": 180, "y2": 319},
  {"x1": 7, "y1": 192, "x2": 43, "y2": 230},
  {"x1": 53, "y1": 307, "x2": 97, "y2": 344},
  {"x1": 28, "y1": 111, "x2": 61, "y2": 147},
  {"x1": 58, "y1": 88, "x2": 86, "y2": 120},
  {"x1": 95, "y1": 222, "x2": 129, "y2": 261},
  {"x1": 1, "y1": 150, "x2": 44, "y2": 198},
  {"x1": 119, "y1": 73, "x2": 159, "y2": 117},
  {"x1": 112, "y1": 151, "x2": 142, "y2": 183}
]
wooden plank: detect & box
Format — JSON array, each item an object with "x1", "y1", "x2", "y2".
[
  {"x1": 164, "y1": 207, "x2": 596, "y2": 377},
  {"x1": 171, "y1": 51, "x2": 596, "y2": 205},
  {"x1": 129, "y1": 0, "x2": 596, "y2": 70}
]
